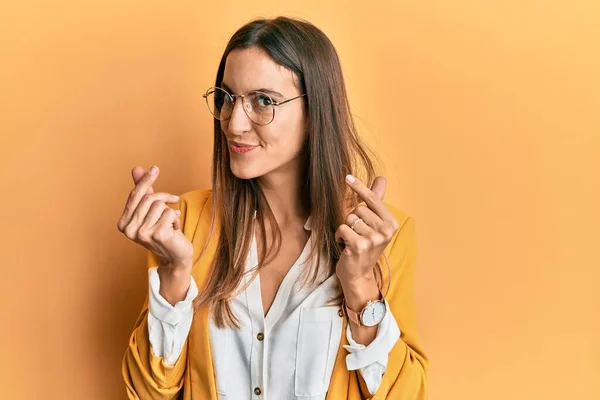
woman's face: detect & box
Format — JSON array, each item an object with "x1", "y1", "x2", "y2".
[{"x1": 220, "y1": 47, "x2": 307, "y2": 180}]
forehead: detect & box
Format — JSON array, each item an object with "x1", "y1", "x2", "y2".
[{"x1": 222, "y1": 47, "x2": 297, "y2": 94}]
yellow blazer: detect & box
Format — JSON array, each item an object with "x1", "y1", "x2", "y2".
[{"x1": 122, "y1": 189, "x2": 428, "y2": 399}]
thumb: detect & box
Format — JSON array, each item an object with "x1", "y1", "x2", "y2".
[
  {"x1": 370, "y1": 176, "x2": 387, "y2": 200},
  {"x1": 131, "y1": 166, "x2": 155, "y2": 194}
]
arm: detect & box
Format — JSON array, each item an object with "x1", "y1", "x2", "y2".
[
  {"x1": 336, "y1": 174, "x2": 428, "y2": 399},
  {"x1": 121, "y1": 191, "x2": 204, "y2": 399},
  {"x1": 344, "y1": 299, "x2": 402, "y2": 395},
  {"x1": 362, "y1": 215, "x2": 428, "y2": 399},
  {"x1": 147, "y1": 266, "x2": 198, "y2": 366},
  {"x1": 121, "y1": 250, "x2": 191, "y2": 400},
  {"x1": 121, "y1": 188, "x2": 213, "y2": 399}
]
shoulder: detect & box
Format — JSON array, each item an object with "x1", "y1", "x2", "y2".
[
  {"x1": 382, "y1": 201, "x2": 412, "y2": 228},
  {"x1": 179, "y1": 188, "x2": 213, "y2": 207},
  {"x1": 381, "y1": 201, "x2": 417, "y2": 257}
]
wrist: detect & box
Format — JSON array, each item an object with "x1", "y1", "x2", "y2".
[
  {"x1": 157, "y1": 262, "x2": 193, "y2": 306},
  {"x1": 340, "y1": 272, "x2": 380, "y2": 313}
]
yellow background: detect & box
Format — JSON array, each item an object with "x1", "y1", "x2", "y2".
[{"x1": 1, "y1": 1, "x2": 598, "y2": 399}]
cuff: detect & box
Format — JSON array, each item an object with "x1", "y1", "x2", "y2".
[
  {"x1": 147, "y1": 266, "x2": 198, "y2": 365},
  {"x1": 344, "y1": 300, "x2": 401, "y2": 370},
  {"x1": 343, "y1": 300, "x2": 401, "y2": 394},
  {"x1": 148, "y1": 266, "x2": 198, "y2": 326}
]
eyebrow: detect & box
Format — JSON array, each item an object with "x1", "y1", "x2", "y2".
[{"x1": 221, "y1": 82, "x2": 284, "y2": 98}]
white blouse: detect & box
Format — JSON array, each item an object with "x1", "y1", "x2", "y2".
[{"x1": 147, "y1": 215, "x2": 401, "y2": 399}]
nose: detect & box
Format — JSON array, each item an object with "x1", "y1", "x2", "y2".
[{"x1": 225, "y1": 97, "x2": 252, "y2": 135}]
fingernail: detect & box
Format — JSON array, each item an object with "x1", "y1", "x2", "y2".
[
  {"x1": 173, "y1": 195, "x2": 179, "y2": 201},
  {"x1": 345, "y1": 174, "x2": 356, "y2": 183},
  {"x1": 175, "y1": 209, "x2": 181, "y2": 215},
  {"x1": 149, "y1": 166, "x2": 158, "y2": 175}
]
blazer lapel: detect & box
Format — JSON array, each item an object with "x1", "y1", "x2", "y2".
[
  {"x1": 326, "y1": 241, "x2": 396, "y2": 400},
  {"x1": 326, "y1": 313, "x2": 351, "y2": 399},
  {"x1": 188, "y1": 195, "x2": 220, "y2": 400}
]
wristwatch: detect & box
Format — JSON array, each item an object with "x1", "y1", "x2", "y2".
[{"x1": 342, "y1": 290, "x2": 387, "y2": 327}]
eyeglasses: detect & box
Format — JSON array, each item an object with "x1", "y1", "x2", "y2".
[{"x1": 202, "y1": 86, "x2": 307, "y2": 126}]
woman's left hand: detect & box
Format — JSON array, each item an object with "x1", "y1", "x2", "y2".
[{"x1": 335, "y1": 174, "x2": 401, "y2": 284}]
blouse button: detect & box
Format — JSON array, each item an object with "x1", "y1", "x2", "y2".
[
  {"x1": 338, "y1": 308, "x2": 344, "y2": 317},
  {"x1": 254, "y1": 386, "x2": 262, "y2": 395},
  {"x1": 257, "y1": 332, "x2": 264, "y2": 341}
]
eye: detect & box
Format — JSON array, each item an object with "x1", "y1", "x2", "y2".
[
  {"x1": 222, "y1": 93, "x2": 234, "y2": 105},
  {"x1": 253, "y1": 93, "x2": 273, "y2": 108},
  {"x1": 213, "y1": 89, "x2": 233, "y2": 109}
]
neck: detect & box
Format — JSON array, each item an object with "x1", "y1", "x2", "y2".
[{"x1": 256, "y1": 160, "x2": 308, "y2": 229}]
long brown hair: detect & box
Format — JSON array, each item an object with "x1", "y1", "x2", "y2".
[{"x1": 193, "y1": 16, "x2": 382, "y2": 328}]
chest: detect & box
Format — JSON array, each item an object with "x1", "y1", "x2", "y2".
[
  {"x1": 207, "y1": 241, "x2": 344, "y2": 400},
  {"x1": 256, "y1": 227, "x2": 311, "y2": 316}
]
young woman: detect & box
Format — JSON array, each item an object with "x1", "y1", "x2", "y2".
[{"x1": 120, "y1": 16, "x2": 427, "y2": 400}]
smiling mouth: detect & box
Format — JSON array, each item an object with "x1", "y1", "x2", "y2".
[{"x1": 230, "y1": 144, "x2": 259, "y2": 154}]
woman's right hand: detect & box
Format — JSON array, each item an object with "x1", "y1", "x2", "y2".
[{"x1": 117, "y1": 165, "x2": 194, "y2": 270}]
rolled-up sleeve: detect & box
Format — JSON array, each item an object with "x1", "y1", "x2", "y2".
[
  {"x1": 147, "y1": 266, "x2": 198, "y2": 366},
  {"x1": 343, "y1": 299, "x2": 401, "y2": 395}
]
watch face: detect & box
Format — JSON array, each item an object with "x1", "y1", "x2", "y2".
[{"x1": 361, "y1": 301, "x2": 386, "y2": 327}]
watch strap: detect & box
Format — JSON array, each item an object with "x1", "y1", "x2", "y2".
[
  {"x1": 343, "y1": 299, "x2": 364, "y2": 326},
  {"x1": 342, "y1": 289, "x2": 385, "y2": 327}
]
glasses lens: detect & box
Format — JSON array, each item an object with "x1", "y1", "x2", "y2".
[
  {"x1": 205, "y1": 87, "x2": 233, "y2": 120},
  {"x1": 245, "y1": 92, "x2": 274, "y2": 125}
]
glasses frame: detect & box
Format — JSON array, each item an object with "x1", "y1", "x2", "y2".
[{"x1": 202, "y1": 86, "x2": 307, "y2": 126}]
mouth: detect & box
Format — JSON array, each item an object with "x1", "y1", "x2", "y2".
[{"x1": 229, "y1": 143, "x2": 259, "y2": 154}]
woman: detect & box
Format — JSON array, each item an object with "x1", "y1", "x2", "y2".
[{"x1": 120, "y1": 16, "x2": 427, "y2": 400}]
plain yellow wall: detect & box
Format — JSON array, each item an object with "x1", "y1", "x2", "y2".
[{"x1": 1, "y1": 1, "x2": 598, "y2": 399}]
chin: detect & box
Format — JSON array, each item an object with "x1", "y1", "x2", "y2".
[
  {"x1": 229, "y1": 162, "x2": 264, "y2": 180},
  {"x1": 228, "y1": 153, "x2": 298, "y2": 180}
]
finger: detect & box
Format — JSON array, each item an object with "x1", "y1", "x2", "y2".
[
  {"x1": 138, "y1": 200, "x2": 169, "y2": 237},
  {"x1": 336, "y1": 225, "x2": 369, "y2": 255},
  {"x1": 173, "y1": 210, "x2": 182, "y2": 231},
  {"x1": 118, "y1": 166, "x2": 154, "y2": 232},
  {"x1": 335, "y1": 223, "x2": 360, "y2": 245},
  {"x1": 352, "y1": 204, "x2": 380, "y2": 226},
  {"x1": 154, "y1": 207, "x2": 179, "y2": 240},
  {"x1": 140, "y1": 200, "x2": 181, "y2": 233},
  {"x1": 134, "y1": 165, "x2": 160, "y2": 193},
  {"x1": 126, "y1": 166, "x2": 160, "y2": 212},
  {"x1": 135, "y1": 192, "x2": 179, "y2": 222},
  {"x1": 131, "y1": 166, "x2": 144, "y2": 184},
  {"x1": 119, "y1": 191, "x2": 178, "y2": 233},
  {"x1": 370, "y1": 176, "x2": 386, "y2": 200},
  {"x1": 131, "y1": 166, "x2": 155, "y2": 194},
  {"x1": 345, "y1": 174, "x2": 393, "y2": 222},
  {"x1": 344, "y1": 212, "x2": 374, "y2": 236}
]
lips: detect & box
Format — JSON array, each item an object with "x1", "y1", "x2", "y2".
[{"x1": 229, "y1": 143, "x2": 259, "y2": 154}]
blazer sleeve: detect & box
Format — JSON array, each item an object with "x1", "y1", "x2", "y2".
[
  {"x1": 121, "y1": 189, "x2": 209, "y2": 399},
  {"x1": 362, "y1": 214, "x2": 429, "y2": 400}
]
